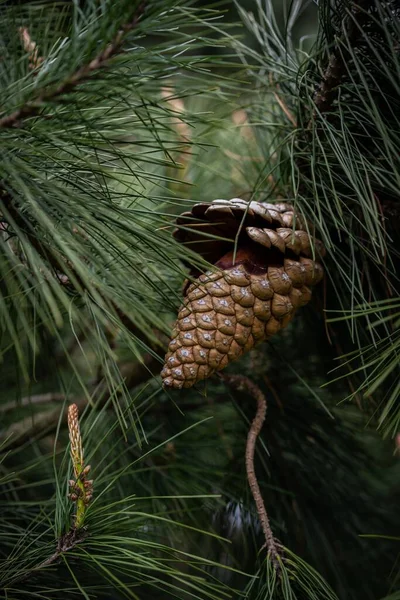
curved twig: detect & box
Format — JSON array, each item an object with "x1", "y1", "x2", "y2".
[{"x1": 221, "y1": 373, "x2": 282, "y2": 571}]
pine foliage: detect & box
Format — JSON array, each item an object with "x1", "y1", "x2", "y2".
[
  {"x1": 0, "y1": 1, "x2": 399, "y2": 599},
  {"x1": 235, "y1": 0, "x2": 400, "y2": 437}
]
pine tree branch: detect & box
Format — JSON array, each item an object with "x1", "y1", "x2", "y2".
[
  {"x1": 313, "y1": 0, "x2": 373, "y2": 114},
  {"x1": 6, "y1": 528, "x2": 87, "y2": 588},
  {"x1": 43, "y1": 528, "x2": 87, "y2": 566},
  {"x1": 221, "y1": 373, "x2": 282, "y2": 572},
  {"x1": 0, "y1": 2, "x2": 147, "y2": 128}
]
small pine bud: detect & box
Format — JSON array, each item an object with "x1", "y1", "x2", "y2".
[
  {"x1": 66, "y1": 404, "x2": 94, "y2": 530},
  {"x1": 68, "y1": 404, "x2": 83, "y2": 479}
]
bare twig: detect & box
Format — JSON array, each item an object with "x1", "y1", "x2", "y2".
[
  {"x1": 0, "y1": 352, "x2": 161, "y2": 450},
  {"x1": 0, "y1": 3, "x2": 147, "y2": 128},
  {"x1": 221, "y1": 373, "x2": 282, "y2": 571}
]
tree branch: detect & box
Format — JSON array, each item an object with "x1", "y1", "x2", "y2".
[
  {"x1": 5, "y1": 518, "x2": 87, "y2": 589},
  {"x1": 221, "y1": 373, "x2": 282, "y2": 572},
  {"x1": 0, "y1": 2, "x2": 147, "y2": 129}
]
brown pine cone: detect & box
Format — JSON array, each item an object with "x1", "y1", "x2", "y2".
[{"x1": 161, "y1": 199, "x2": 325, "y2": 389}]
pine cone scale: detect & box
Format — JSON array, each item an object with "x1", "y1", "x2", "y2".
[{"x1": 161, "y1": 199, "x2": 325, "y2": 389}]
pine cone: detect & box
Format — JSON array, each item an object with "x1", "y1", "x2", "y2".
[{"x1": 161, "y1": 199, "x2": 325, "y2": 389}]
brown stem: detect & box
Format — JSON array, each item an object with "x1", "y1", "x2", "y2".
[
  {"x1": 6, "y1": 528, "x2": 87, "y2": 588},
  {"x1": 0, "y1": 3, "x2": 147, "y2": 129},
  {"x1": 221, "y1": 373, "x2": 282, "y2": 571}
]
